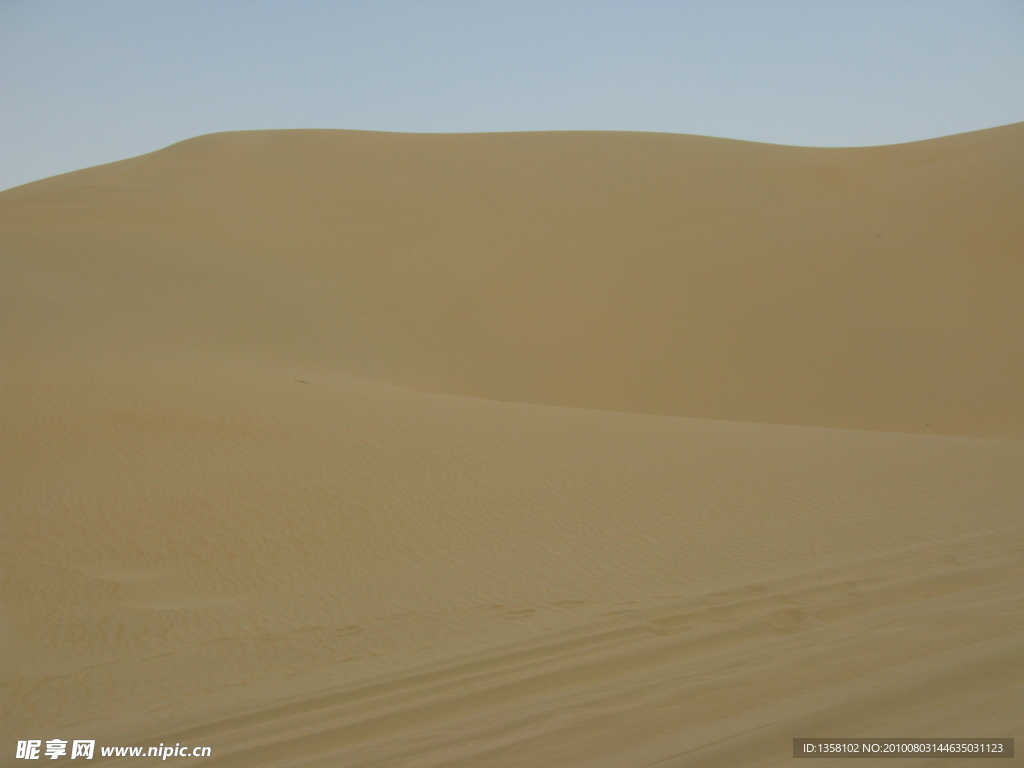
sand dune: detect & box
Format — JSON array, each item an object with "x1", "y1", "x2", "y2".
[{"x1": 2, "y1": 126, "x2": 1022, "y2": 766}]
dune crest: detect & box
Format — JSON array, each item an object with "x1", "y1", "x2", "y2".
[{"x1": 4, "y1": 125, "x2": 1023, "y2": 435}]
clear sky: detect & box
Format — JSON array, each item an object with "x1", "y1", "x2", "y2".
[{"x1": 3, "y1": 0, "x2": 1023, "y2": 191}]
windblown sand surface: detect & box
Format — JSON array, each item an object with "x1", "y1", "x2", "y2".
[{"x1": 2, "y1": 125, "x2": 1023, "y2": 766}]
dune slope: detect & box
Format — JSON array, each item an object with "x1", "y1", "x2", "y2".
[
  {"x1": 3, "y1": 124, "x2": 1023, "y2": 435},
  {"x1": 2, "y1": 126, "x2": 1023, "y2": 767}
]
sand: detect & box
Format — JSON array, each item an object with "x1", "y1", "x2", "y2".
[{"x1": 1, "y1": 125, "x2": 1022, "y2": 766}]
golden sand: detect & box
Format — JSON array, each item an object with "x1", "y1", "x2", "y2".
[{"x1": 2, "y1": 125, "x2": 1022, "y2": 766}]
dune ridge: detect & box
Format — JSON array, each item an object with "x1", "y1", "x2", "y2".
[
  {"x1": 2, "y1": 126, "x2": 1022, "y2": 766},
  {"x1": 4, "y1": 124, "x2": 1023, "y2": 436}
]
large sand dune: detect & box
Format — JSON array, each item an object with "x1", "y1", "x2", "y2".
[{"x1": 2, "y1": 125, "x2": 1022, "y2": 766}]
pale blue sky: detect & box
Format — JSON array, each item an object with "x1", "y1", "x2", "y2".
[{"x1": 3, "y1": 0, "x2": 1023, "y2": 191}]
